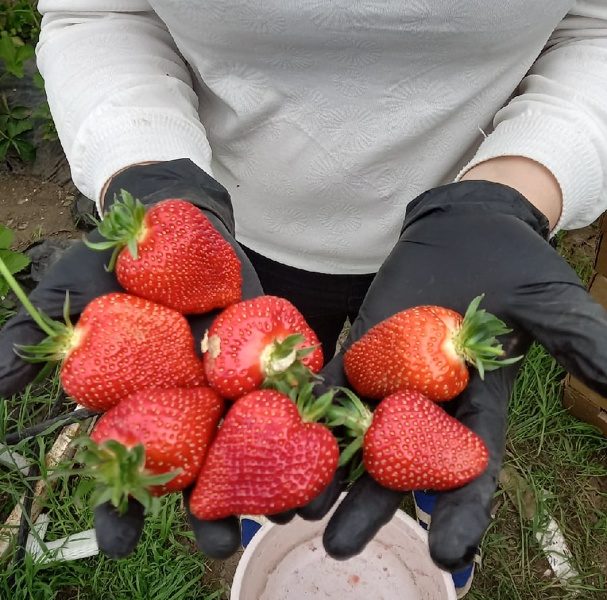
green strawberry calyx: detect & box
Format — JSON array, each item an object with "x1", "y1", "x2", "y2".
[
  {"x1": 261, "y1": 333, "x2": 321, "y2": 390},
  {"x1": 452, "y1": 294, "x2": 523, "y2": 379},
  {"x1": 84, "y1": 189, "x2": 148, "y2": 272},
  {"x1": 270, "y1": 378, "x2": 336, "y2": 424},
  {"x1": 0, "y1": 256, "x2": 80, "y2": 362},
  {"x1": 75, "y1": 438, "x2": 179, "y2": 515},
  {"x1": 324, "y1": 387, "x2": 373, "y2": 471}
]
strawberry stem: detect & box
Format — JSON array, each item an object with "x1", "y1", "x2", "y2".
[
  {"x1": 0, "y1": 256, "x2": 76, "y2": 362},
  {"x1": 262, "y1": 334, "x2": 322, "y2": 391},
  {"x1": 262, "y1": 333, "x2": 303, "y2": 375},
  {"x1": 84, "y1": 189, "x2": 147, "y2": 272},
  {"x1": 0, "y1": 256, "x2": 55, "y2": 337},
  {"x1": 325, "y1": 387, "x2": 373, "y2": 437},
  {"x1": 338, "y1": 436, "x2": 363, "y2": 467},
  {"x1": 453, "y1": 294, "x2": 523, "y2": 379},
  {"x1": 75, "y1": 438, "x2": 179, "y2": 515},
  {"x1": 321, "y1": 387, "x2": 372, "y2": 474}
]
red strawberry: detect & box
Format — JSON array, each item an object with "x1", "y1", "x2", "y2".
[
  {"x1": 15, "y1": 292, "x2": 207, "y2": 411},
  {"x1": 362, "y1": 390, "x2": 489, "y2": 491},
  {"x1": 344, "y1": 295, "x2": 519, "y2": 402},
  {"x1": 189, "y1": 389, "x2": 339, "y2": 519},
  {"x1": 82, "y1": 387, "x2": 223, "y2": 514},
  {"x1": 202, "y1": 295, "x2": 323, "y2": 400},
  {"x1": 86, "y1": 192, "x2": 242, "y2": 314}
]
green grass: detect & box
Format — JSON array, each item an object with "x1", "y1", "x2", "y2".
[
  {"x1": 1, "y1": 494, "x2": 224, "y2": 599},
  {"x1": 1, "y1": 232, "x2": 607, "y2": 599},
  {"x1": 467, "y1": 232, "x2": 607, "y2": 599},
  {"x1": 0, "y1": 374, "x2": 224, "y2": 599},
  {"x1": 469, "y1": 343, "x2": 607, "y2": 599}
]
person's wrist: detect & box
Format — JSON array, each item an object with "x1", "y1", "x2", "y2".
[
  {"x1": 100, "y1": 162, "x2": 161, "y2": 212},
  {"x1": 460, "y1": 156, "x2": 562, "y2": 230},
  {"x1": 101, "y1": 159, "x2": 236, "y2": 237}
]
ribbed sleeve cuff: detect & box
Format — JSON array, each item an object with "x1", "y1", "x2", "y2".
[
  {"x1": 69, "y1": 108, "x2": 214, "y2": 213},
  {"x1": 456, "y1": 113, "x2": 603, "y2": 232}
]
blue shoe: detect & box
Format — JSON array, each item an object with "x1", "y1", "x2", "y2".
[
  {"x1": 240, "y1": 516, "x2": 266, "y2": 548},
  {"x1": 413, "y1": 491, "x2": 479, "y2": 599}
]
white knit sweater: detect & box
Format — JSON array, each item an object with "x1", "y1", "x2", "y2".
[{"x1": 37, "y1": 1, "x2": 607, "y2": 274}]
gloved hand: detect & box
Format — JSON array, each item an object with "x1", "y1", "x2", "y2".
[
  {"x1": 0, "y1": 158, "x2": 264, "y2": 559},
  {"x1": 284, "y1": 180, "x2": 607, "y2": 572}
]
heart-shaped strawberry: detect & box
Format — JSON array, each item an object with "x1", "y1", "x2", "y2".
[
  {"x1": 364, "y1": 390, "x2": 489, "y2": 491},
  {"x1": 327, "y1": 388, "x2": 489, "y2": 492},
  {"x1": 189, "y1": 389, "x2": 339, "y2": 519}
]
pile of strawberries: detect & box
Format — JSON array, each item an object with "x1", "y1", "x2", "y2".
[{"x1": 1, "y1": 191, "x2": 518, "y2": 531}]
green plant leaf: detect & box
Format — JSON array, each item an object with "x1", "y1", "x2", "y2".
[
  {"x1": 0, "y1": 139, "x2": 8, "y2": 161},
  {"x1": 0, "y1": 32, "x2": 18, "y2": 71},
  {"x1": 32, "y1": 71, "x2": 44, "y2": 89},
  {"x1": 0, "y1": 248, "x2": 31, "y2": 275},
  {"x1": 12, "y1": 137, "x2": 35, "y2": 161},
  {"x1": 10, "y1": 105, "x2": 31, "y2": 120},
  {"x1": 16, "y1": 43, "x2": 34, "y2": 63},
  {"x1": 0, "y1": 242, "x2": 30, "y2": 298},
  {"x1": 0, "y1": 31, "x2": 34, "y2": 78},
  {"x1": 0, "y1": 224, "x2": 14, "y2": 249},
  {"x1": 7, "y1": 117, "x2": 33, "y2": 137}
]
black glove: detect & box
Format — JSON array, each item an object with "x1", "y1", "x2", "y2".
[
  {"x1": 285, "y1": 180, "x2": 607, "y2": 572},
  {"x1": 0, "y1": 158, "x2": 264, "y2": 559}
]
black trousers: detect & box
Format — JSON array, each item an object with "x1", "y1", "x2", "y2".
[{"x1": 243, "y1": 247, "x2": 376, "y2": 358}]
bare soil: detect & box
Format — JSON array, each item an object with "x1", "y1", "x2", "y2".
[{"x1": 0, "y1": 173, "x2": 79, "y2": 249}]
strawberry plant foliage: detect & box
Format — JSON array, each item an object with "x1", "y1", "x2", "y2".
[
  {"x1": 0, "y1": 94, "x2": 35, "y2": 162},
  {"x1": 0, "y1": 1, "x2": 56, "y2": 163},
  {"x1": 0, "y1": 29, "x2": 34, "y2": 78},
  {"x1": 0, "y1": 1, "x2": 40, "y2": 44},
  {"x1": 0, "y1": 225, "x2": 30, "y2": 299}
]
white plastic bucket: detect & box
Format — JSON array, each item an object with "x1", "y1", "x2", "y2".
[{"x1": 231, "y1": 496, "x2": 457, "y2": 600}]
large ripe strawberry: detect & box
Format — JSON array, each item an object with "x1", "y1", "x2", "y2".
[
  {"x1": 189, "y1": 389, "x2": 339, "y2": 519},
  {"x1": 11, "y1": 291, "x2": 207, "y2": 411},
  {"x1": 80, "y1": 387, "x2": 224, "y2": 514},
  {"x1": 364, "y1": 390, "x2": 488, "y2": 491},
  {"x1": 327, "y1": 389, "x2": 489, "y2": 492},
  {"x1": 202, "y1": 295, "x2": 324, "y2": 400},
  {"x1": 344, "y1": 295, "x2": 520, "y2": 402},
  {"x1": 86, "y1": 192, "x2": 242, "y2": 314}
]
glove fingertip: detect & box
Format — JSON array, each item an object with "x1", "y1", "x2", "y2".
[
  {"x1": 322, "y1": 475, "x2": 403, "y2": 560},
  {"x1": 93, "y1": 499, "x2": 145, "y2": 559},
  {"x1": 187, "y1": 514, "x2": 242, "y2": 559},
  {"x1": 428, "y1": 493, "x2": 489, "y2": 572},
  {"x1": 322, "y1": 527, "x2": 359, "y2": 561},
  {"x1": 428, "y1": 531, "x2": 478, "y2": 573},
  {"x1": 267, "y1": 510, "x2": 296, "y2": 525}
]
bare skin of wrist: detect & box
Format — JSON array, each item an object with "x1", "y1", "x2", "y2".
[
  {"x1": 460, "y1": 156, "x2": 563, "y2": 230},
  {"x1": 99, "y1": 161, "x2": 160, "y2": 212}
]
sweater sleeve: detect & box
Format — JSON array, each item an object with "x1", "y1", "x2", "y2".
[
  {"x1": 36, "y1": 1, "x2": 213, "y2": 210},
  {"x1": 456, "y1": 1, "x2": 607, "y2": 231}
]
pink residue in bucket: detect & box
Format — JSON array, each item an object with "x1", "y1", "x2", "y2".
[{"x1": 259, "y1": 538, "x2": 435, "y2": 599}]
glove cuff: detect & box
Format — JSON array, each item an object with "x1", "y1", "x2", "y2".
[
  {"x1": 403, "y1": 181, "x2": 550, "y2": 240},
  {"x1": 103, "y1": 159, "x2": 235, "y2": 236}
]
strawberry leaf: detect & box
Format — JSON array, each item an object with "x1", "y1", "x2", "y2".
[
  {"x1": 0, "y1": 248, "x2": 30, "y2": 276},
  {"x1": 0, "y1": 225, "x2": 14, "y2": 249}
]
